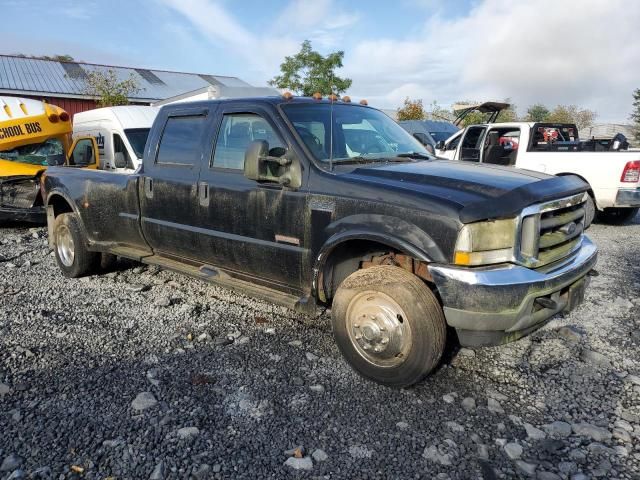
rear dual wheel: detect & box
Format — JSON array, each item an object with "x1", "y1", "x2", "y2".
[
  {"x1": 53, "y1": 213, "x2": 99, "y2": 278},
  {"x1": 331, "y1": 265, "x2": 446, "y2": 387}
]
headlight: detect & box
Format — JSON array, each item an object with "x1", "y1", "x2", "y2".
[{"x1": 454, "y1": 217, "x2": 517, "y2": 266}]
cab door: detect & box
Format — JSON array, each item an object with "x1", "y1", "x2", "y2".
[
  {"x1": 138, "y1": 105, "x2": 215, "y2": 260},
  {"x1": 196, "y1": 105, "x2": 308, "y2": 290},
  {"x1": 458, "y1": 126, "x2": 487, "y2": 162},
  {"x1": 67, "y1": 137, "x2": 99, "y2": 169}
]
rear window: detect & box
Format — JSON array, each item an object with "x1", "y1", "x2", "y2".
[
  {"x1": 156, "y1": 115, "x2": 206, "y2": 166},
  {"x1": 529, "y1": 124, "x2": 579, "y2": 152}
]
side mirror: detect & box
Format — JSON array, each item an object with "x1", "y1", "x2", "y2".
[
  {"x1": 435, "y1": 141, "x2": 445, "y2": 150},
  {"x1": 244, "y1": 140, "x2": 302, "y2": 188},
  {"x1": 114, "y1": 152, "x2": 127, "y2": 169},
  {"x1": 425, "y1": 143, "x2": 435, "y2": 155}
]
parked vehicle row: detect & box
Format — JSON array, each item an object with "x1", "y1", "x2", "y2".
[
  {"x1": 41, "y1": 94, "x2": 598, "y2": 387},
  {"x1": 436, "y1": 120, "x2": 640, "y2": 225}
]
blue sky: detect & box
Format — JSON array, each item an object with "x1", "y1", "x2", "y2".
[{"x1": 3, "y1": 0, "x2": 639, "y2": 121}]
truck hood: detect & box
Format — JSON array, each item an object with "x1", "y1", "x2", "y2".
[
  {"x1": 345, "y1": 159, "x2": 589, "y2": 223},
  {"x1": 0, "y1": 159, "x2": 46, "y2": 178}
]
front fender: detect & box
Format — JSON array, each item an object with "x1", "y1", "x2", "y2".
[{"x1": 312, "y1": 214, "x2": 446, "y2": 299}]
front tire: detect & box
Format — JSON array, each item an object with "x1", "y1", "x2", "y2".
[
  {"x1": 599, "y1": 207, "x2": 639, "y2": 225},
  {"x1": 53, "y1": 213, "x2": 99, "y2": 278},
  {"x1": 331, "y1": 265, "x2": 446, "y2": 387}
]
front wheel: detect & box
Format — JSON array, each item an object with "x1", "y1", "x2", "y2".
[
  {"x1": 599, "y1": 207, "x2": 639, "y2": 225},
  {"x1": 331, "y1": 265, "x2": 446, "y2": 387},
  {"x1": 53, "y1": 213, "x2": 99, "y2": 277}
]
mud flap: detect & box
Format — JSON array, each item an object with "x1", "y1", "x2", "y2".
[{"x1": 563, "y1": 277, "x2": 587, "y2": 314}]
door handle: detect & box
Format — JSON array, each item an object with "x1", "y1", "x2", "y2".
[
  {"x1": 144, "y1": 177, "x2": 153, "y2": 199},
  {"x1": 198, "y1": 181, "x2": 209, "y2": 207}
]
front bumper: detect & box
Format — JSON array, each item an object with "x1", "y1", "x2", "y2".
[
  {"x1": 428, "y1": 237, "x2": 598, "y2": 346},
  {"x1": 0, "y1": 205, "x2": 46, "y2": 224},
  {"x1": 615, "y1": 188, "x2": 640, "y2": 207}
]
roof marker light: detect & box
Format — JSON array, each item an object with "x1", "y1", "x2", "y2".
[
  {"x1": 359, "y1": 99, "x2": 368, "y2": 106},
  {"x1": 312, "y1": 92, "x2": 322, "y2": 100},
  {"x1": 328, "y1": 94, "x2": 338, "y2": 102},
  {"x1": 342, "y1": 96, "x2": 351, "y2": 103},
  {"x1": 282, "y1": 91, "x2": 294, "y2": 100}
]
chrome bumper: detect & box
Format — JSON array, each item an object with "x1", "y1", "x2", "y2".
[
  {"x1": 615, "y1": 188, "x2": 640, "y2": 207},
  {"x1": 428, "y1": 237, "x2": 598, "y2": 345}
]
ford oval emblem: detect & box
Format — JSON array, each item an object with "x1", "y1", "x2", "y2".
[{"x1": 559, "y1": 222, "x2": 577, "y2": 235}]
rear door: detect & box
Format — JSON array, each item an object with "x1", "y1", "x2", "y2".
[
  {"x1": 139, "y1": 105, "x2": 215, "y2": 260},
  {"x1": 196, "y1": 105, "x2": 308, "y2": 290}
]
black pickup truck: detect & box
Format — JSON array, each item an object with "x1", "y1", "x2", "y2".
[{"x1": 41, "y1": 96, "x2": 597, "y2": 387}]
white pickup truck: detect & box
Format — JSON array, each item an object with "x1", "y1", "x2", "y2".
[{"x1": 436, "y1": 120, "x2": 640, "y2": 225}]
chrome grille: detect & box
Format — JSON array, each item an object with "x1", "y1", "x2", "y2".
[{"x1": 517, "y1": 193, "x2": 587, "y2": 268}]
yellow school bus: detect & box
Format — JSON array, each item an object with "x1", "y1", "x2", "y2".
[{"x1": 0, "y1": 96, "x2": 97, "y2": 223}]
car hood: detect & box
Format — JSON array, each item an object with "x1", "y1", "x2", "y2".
[
  {"x1": 344, "y1": 159, "x2": 589, "y2": 223},
  {"x1": 0, "y1": 159, "x2": 46, "y2": 178}
]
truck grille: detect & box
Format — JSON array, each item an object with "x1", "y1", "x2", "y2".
[{"x1": 518, "y1": 193, "x2": 587, "y2": 268}]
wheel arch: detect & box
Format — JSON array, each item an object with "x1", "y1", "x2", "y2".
[
  {"x1": 45, "y1": 190, "x2": 88, "y2": 248},
  {"x1": 312, "y1": 230, "x2": 436, "y2": 304}
]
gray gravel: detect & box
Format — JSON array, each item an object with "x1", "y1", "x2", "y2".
[{"x1": 1, "y1": 214, "x2": 639, "y2": 479}]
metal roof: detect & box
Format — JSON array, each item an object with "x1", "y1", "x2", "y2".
[{"x1": 0, "y1": 54, "x2": 252, "y2": 101}]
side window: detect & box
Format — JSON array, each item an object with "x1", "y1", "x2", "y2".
[
  {"x1": 446, "y1": 134, "x2": 461, "y2": 151},
  {"x1": 71, "y1": 139, "x2": 95, "y2": 167},
  {"x1": 113, "y1": 133, "x2": 132, "y2": 169},
  {"x1": 212, "y1": 113, "x2": 284, "y2": 170},
  {"x1": 156, "y1": 115, "x2": 206, "y2": 166}
]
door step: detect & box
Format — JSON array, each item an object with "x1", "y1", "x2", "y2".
[{"x1": 138, "y1": 254, "x2": 317, "y2": 315}]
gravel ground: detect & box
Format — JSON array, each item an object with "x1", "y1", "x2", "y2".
[{"x1": 0, "y1": 215, "x2": 639, "y2": 480}]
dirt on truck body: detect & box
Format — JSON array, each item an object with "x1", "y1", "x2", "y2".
[{"x1": 41, "y1": 94, "x2": 597, "y2": 387}]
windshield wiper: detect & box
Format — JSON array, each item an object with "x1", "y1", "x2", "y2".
[
  {"x1": 331, "y1": 156, "x2": 419, "y2": 165},
  {"x1": 396, "y1": 152, "x2": 433, "y2": 160}
]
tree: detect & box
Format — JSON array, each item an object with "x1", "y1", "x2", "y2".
[
  {"x1": 269, "y1": 40, "x2": 351, "y2": 96},
  {"x1": 396, "y1": 97, "x2": 426, "y2": 121},
  {"x1": 495, "y1": 99, "x2": 518, "y2": 123},
  {"x1": 84, "y1": 69, "x2": 141, "y2": 107},
  {"x1": 425, "y1": 101, "x2": 455, "y2": 122},
  {"x1": 546, "y1": 105, "x2": 596, "y2": 130},
  {"x1": 14, "y1": 53, "x2": 76, "y2": 62},
  {"x1": 526, "y1": 103, "x2": 550, "y2": 122},
  {"x1": 630, "y1": 89, "x2": 640, "y2": 142}
]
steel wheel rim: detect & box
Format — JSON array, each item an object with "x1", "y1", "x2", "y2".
[
  {"x1": 345, "y1": 290, "x2": 412, "y2": 368},
  {"x1": 56, "y1": 224, "x2": 75, "y2": 267}
]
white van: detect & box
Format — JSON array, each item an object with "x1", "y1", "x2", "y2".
[{"x1": 72, "y1": 106, "x2": 158, "y2": 171}]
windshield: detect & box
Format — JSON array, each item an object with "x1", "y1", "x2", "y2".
[
  {"x1": 282, "y1": 103, "x2": 429, "y2": 164},
  {"x1": 124, "y1": 128, "x2": 151, "y2": 158},
  {"x1": 0, "y1": 138, "x2": 65, "y2": 166}
]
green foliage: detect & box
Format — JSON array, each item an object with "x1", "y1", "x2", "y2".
[
  {"x1": 525, "y1": 103, "x2": 550, "y2": 122},
  {"x1": 630, "y1": 89, "x2": 640, "y2": 141},
  {"x1": 83, "y1": 69, "x2": 141, "y2": 108},
  {"x1": 546, "y1": 105, "x2": 596, "y2": 130},
  {"x1": 269, "y1": 40, "x2": 351, "y2": 96},
  {"x1": 495, "y1": 99, "x2": 518, "y2": 123},
  {"x1": 396, "y1": 97, "x2": 426, "y2": 121},
  {"x1": 14, "y1": 53, "x2": 76, "y2": 62},
  {"x1": 425, "y1": 101, "x2": 455, "y2": 122}
]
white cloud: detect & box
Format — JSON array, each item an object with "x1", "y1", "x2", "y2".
[
  {"x1": 158, "y1": 0, "x2": 359, "y2": 79},
  {"x1": 158, "y1": 0, "x2": 640, "y2": 121},
  {"x1": 346, "y1": 0, "x2": 640, "y2": 121}
]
